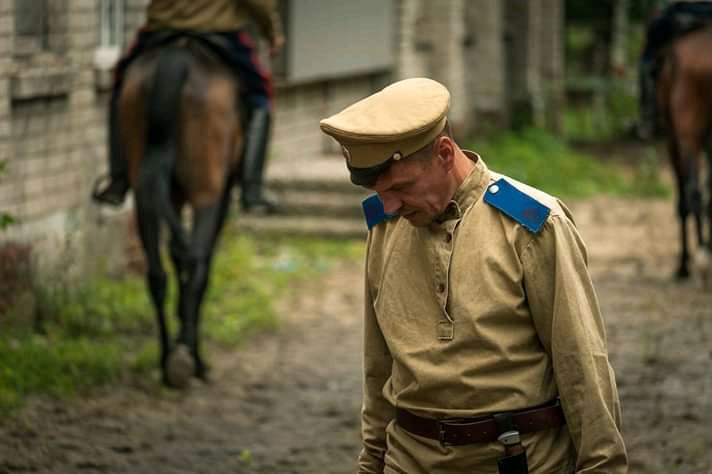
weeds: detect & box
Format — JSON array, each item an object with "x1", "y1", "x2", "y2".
[{"x1": 0, "y1": 231, "x2": 364, "y2": 416}]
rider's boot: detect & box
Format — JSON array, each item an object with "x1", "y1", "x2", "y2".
[
  {"x1": 92, "y1": 96, "x2": 130, "y2": 206},
  {"x1": 240, "y1": 106, "x2": 279, "y2": 215}
]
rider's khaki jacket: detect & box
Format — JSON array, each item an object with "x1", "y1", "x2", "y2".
[
  {"x1": 359, "y1": 153, "x2": 628, "y2": 473},
  {"x1": 146, "y1": 0, "x2": 282, "y2": 42}
]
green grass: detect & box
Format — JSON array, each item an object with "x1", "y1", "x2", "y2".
[
  {"x1": 470, "y1": 128, "x2": 670, "y2": 199},
  {"x1": 0, "y1": 233, "x2": 364, "y2": 415}
]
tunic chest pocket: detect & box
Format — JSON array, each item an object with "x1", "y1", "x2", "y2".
[{"x1": 373, "y1": 274, "x2": 455, "y2": 345}]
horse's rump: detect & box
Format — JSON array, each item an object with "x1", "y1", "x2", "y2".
[
  {"x1": 118, "y1": 37, "x2": 243, "y2": 208},
  {"x1": 658, "y1": 28, "x2": 712, "y2": 133}
]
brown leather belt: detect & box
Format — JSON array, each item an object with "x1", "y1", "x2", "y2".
[{"x1": 395, "y1": 399, "x2": 565, "y2": 446}]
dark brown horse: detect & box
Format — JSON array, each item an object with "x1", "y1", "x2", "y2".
[
  {"x1": 657, "y1": 28, "x2": 712, "y2": 281},
  {"x1": 118, "y1": 37, "x2": 243, "y2": 387}
]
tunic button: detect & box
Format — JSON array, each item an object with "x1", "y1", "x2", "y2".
[
  {"x1": 445, "y1": 233, "x2": 452, "y2": 243},
  {"x1": 489, "y1": 184, "x2": 500, "y2": 194},
  {"x1": 437, "y1": 283, "x2": 445, "y2": 293}
]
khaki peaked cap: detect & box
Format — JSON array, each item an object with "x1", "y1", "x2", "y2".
[{"x1": 319, "y1": 78, "x2": 450, "y2": 172}]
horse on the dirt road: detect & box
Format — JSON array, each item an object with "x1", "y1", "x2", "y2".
[
  {"x1": 118, "y1": 35, "x2": 244, "y2": 387},
  {"x1": 657, "y1": 28, "x2": 712, "y2": 282}
]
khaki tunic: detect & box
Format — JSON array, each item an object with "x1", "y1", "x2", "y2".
[
  {"x1": 359, "y1": 153, "x2": 628, "y2": 473},
  {"x1": 146, "y1": 0, "x2": 282, "y2": 41}
]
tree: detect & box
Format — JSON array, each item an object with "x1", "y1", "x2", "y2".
[
  {"x1": 611, "y1": 0, "x2": 630, "y2": 76},
  {"x1": 566, "y1": 0, "x2": 659, "y2": 76}
]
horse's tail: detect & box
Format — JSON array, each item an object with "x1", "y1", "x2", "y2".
[{"x1": 137, "y1": 46, "x2": 191, "y2": 253}]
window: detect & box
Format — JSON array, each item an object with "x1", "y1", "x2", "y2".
[
  {"x1": 94, "y1": 0, "x2": 126, "y2": 88},
  {"x1": 281, "y1": 0, "x2": 395, "y2": 84},
  {"x1": 11, "y1": 0, "x2": 70, "y2": 100},
  {"x1": 99, "y1": 0, "x2": 125, "y2": 49},
  {"x1": 14, "y1": 0, "x2": 49, "y2": 57},
  {"x1": 13, "y1": 0, "x2": 67, "y2": 58}
]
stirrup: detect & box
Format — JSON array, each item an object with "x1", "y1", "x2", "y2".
[{"x1": 91, "y1": 174, "x2": 127, "y2": 206}]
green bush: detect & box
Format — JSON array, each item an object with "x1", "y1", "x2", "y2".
[
  {"x1": 563, "y1": 21, "x2": 647, "y2": 142},
  {"x1": 563, "y1": 85, "x2": 639, "y2": 142},
  {"x1": 470, "y1": 128, "x2": 669, "y2": 199}
]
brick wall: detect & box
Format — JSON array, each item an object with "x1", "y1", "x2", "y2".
[
  {"x1": 0, "y1": 1, "x2": 15, "y2": 221},
  {"x1": 0, "y1": 0, "x2": 147, "y2": 271},
  {"x1": 273, "y1": 75, "x2": 380, "y2": 159}
]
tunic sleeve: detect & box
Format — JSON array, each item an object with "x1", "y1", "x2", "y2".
[
  {"x1": 521, "y1": 212, "x2": 628, "y2": 473},
  {"x1": 358, "y1": 238, "x2": 394, "y2": 474}
]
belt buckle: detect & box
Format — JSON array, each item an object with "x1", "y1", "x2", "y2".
[{"x1": 437, "y1": 417, "x2": 472, "y2": 446}]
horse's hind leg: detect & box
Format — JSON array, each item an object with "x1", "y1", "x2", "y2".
[
  {"x1": 166, "y1": 203, "x2": 197, "y2": 388},
  {"x1": 689, "y1": 157, "x2": 705, "y2": 249},
  {"x1": 670, "y1": 138, "x2": 692, "y2": 278},
  {"x1": 134, "y1": 201, "x2": 171, "y2": 384},
  {"x1": 177, "y1": 202, "x2": 224, "y2": 381}
]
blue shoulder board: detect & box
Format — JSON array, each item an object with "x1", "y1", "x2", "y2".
[
  {"x1": 483, "y1": 178, "x2": 550, "y2": 233},
  {"x1": 362, "y1": 194, "x2": 397, "y2": 230}
]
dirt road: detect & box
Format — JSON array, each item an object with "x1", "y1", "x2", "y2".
[{"x1": 1, "y1": 197, "x2": 711, "y2": 474}]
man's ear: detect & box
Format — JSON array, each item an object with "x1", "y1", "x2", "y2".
[{"x1": 436, "y1": 136, "x2": 455, "y2": 171}]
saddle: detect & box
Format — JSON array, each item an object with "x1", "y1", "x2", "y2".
[
  {"x1": 139, "y1": 29, "x2": 237, "y2": 66},
  {"x1": 136, "y1": 29, "x2": 250, "y2": 124}
]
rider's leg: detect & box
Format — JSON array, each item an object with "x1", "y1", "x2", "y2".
[
  {"x1": 92, "y1": 90, "x2": 130, "y2": 206},
  {"x1": 240, "y1": 104, "x2": 276, "y2": 214},
  {"x1": 92, "y1": 30, "x2": 153, "y2": 206},
  {"x1": 216, "y1": 30, "x2": 279, "y2": 214}
]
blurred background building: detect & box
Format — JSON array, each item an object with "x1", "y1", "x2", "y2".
[{"x1": 0, "y1": 0, "x2": 564, "y2": 265}]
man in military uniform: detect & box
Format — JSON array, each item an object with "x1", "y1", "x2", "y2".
[
  {"x1": 320, "y1": 78, "x2": 628, "y2": 473},
  {"x1": 92, "y1": 0, "x2": 283, "y2": 214}
]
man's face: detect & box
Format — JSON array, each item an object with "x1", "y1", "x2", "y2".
[{"x1": 369, "y1": 153, "x2": 452, "y2": 227}]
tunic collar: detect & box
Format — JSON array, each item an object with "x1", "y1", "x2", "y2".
[{"x1": 434, "y1": 150, "x2": 490, "y2": 223}]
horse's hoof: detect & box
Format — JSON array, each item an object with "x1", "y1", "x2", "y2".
[
  {"x1": 197, "y1": 372, "x2": 213, "y2": 385},
  {"x1": 165, "y1": 344, "x2": 194, "y2": 389},
  {"x1": 675, "y1": 267, "x2": 690, "y2": 280},
  {"x1": 196, "y1": 365, "x2": 212, "y2": 385}
]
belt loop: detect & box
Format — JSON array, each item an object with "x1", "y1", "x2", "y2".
[{"x1": 437, "y1": 420, "x2": 449, "y2": 446}]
